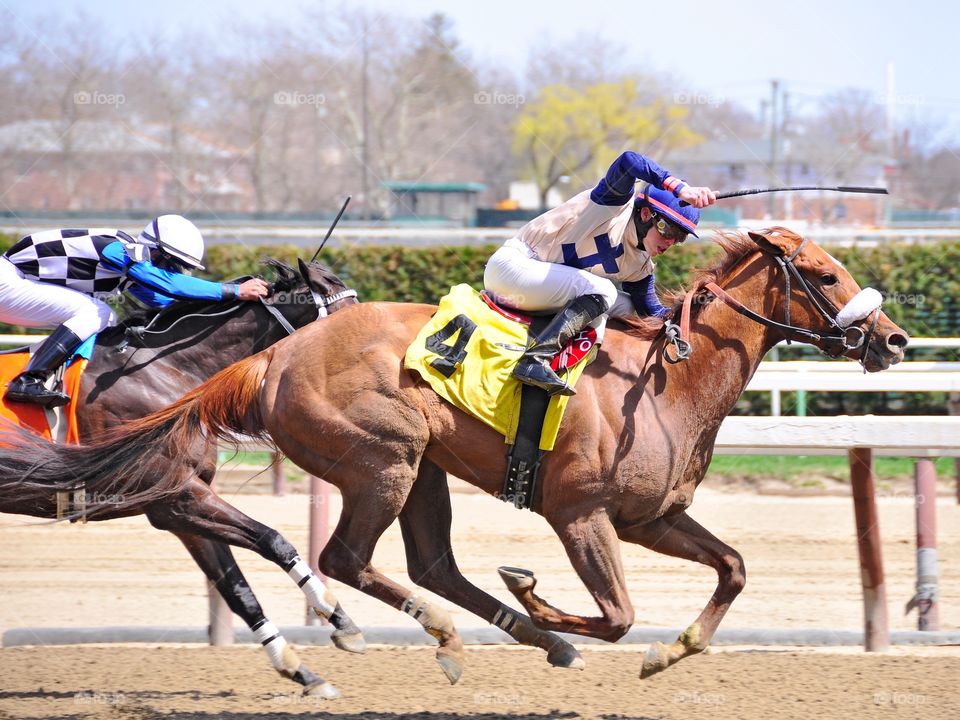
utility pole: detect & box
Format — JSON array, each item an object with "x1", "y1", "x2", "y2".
[
  {"x1": 360, "y1": 15, "x2": 370, "y2": 220},
  {"x1": 782, "y1": 91, "x2": 793, "y2": 220},
  {"x1": 883, "y1": 61, "x2": 896, "y2": 225},
  {"x1": 768, "y1": 79, "x2": 780, "y2": 218}
]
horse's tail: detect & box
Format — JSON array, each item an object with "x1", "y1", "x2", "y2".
[{"x1": 0, "y1": 351, "x2": 274, "y2": 518}]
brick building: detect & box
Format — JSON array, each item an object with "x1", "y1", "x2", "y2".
[{"x1": 0, "y1": 120, "x2": 250, "y2": 213}]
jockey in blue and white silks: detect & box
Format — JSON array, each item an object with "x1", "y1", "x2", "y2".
[
  {"x1": 484, "y1": 151, "x2": 717, "y2": 396},
  {"x1": 1, "y1": 215, "x2": 270, "y2": 408}
]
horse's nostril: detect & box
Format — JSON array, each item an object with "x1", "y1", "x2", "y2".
[{"x1": 887, "y1": 332, "x2": 909, "y2": 350}]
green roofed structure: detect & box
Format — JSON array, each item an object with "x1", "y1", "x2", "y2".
[{"x1": 383, "y1": 181, "x2": 487, "y2": 226}]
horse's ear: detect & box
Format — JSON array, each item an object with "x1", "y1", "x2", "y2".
[
  {"x1": 297, "y1": 258, "x2": 311, "y2": 284},
  {"x1": 748, "y1": 231, "x2": 783, "y2": 256},
  {"x1": 748, "y1": 229, "x2": 802, "y2": 258}
]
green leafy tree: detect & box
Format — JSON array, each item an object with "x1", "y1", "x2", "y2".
[{"x1": 513, "y1": 80, "x2": 701, "y2": 209}]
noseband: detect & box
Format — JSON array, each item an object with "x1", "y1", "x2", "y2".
[{"x1": 664, "y1": 238, "x2": 882, "y2": 367}]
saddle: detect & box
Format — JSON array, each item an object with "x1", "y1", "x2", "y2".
[{"x1": 404, "y1": 285, "x2": 598, "y2": 511}]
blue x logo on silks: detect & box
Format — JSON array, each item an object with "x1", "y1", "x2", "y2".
[{"x1": 561, "y1": 233, "x2": 624, "y2": 273}]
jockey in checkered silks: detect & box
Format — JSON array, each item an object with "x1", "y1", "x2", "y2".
[
  {"x1": 0, "y1": 215, "x2": 270, "y2": 408},
  {"x1": 484, "y1": 152, "x2": 718, "y2": 396}
]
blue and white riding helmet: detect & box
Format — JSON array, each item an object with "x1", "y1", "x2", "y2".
[
  {"x1": 137, "y1": 215, "x2": 206, "y2": 270},
  {"x1": 635, "y1": 184, "x2": 700, "y2": 238}
]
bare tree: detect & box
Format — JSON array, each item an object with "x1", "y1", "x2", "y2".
[
  {"x1": 11, "y1": 12, "x2": 123, "y2": 209},
  {"x1": 121, "y1": 33, "x2": 213, "y2": 210}
]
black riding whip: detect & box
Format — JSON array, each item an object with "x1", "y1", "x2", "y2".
[
  {"x1": 310, "y1": 195, "x2": 351, "y2": 263},
  {"x1": 718, "y1": 185, "x2": 887, "y2": 200},
  {"x1": 680, "y1": 185, "x2": 888, "y2": 206}
]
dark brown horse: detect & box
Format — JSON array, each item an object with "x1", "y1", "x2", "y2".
[
  {"x1": 0, "y1": 228, "x2": 909, "y2": 683},
  {"x1": 1, "y1": 258, "x2": 362, "y2": 697}
]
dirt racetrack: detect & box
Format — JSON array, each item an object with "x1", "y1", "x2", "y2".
[
  {"x1": 2, "y1": 484, "x2": 960, "y2": 718},
  {"x1": 3, "y1": 485, "x2": 960, "y2": 632},
  {"x1": 2, "y1": 644, "x2": 959, "y2": 719}
]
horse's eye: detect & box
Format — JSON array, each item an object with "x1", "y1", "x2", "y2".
[{"x1": 820, "y1": 273, "x2": 838, "y2": 286}]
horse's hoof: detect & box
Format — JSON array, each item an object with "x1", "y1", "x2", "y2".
[
  {"x1": 331, "y1": 628, "x2": 367, "y2": 654},
  {"x1": 435, "y1": 647, "x2": 464, "y2": 685},
  {"x1": 498, "y1": 566, "x2": 536, "y2": 592},
  {"x1": 303, "y1": 680, "x2": 341, "y2": 700},
  {"x1": 639, "y1": 641, "x2": 671, "y2": 680},
  {"x1": 546, "y1": 640, "x2": 585, "y2": 670}
]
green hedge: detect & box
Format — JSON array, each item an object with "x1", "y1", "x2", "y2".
[
  {"x1": 3, "y1": 235, "x2": 958, "y2": 416},
  {"x1": 206, "y1": 240, "x2": 960, "y2": 417}
]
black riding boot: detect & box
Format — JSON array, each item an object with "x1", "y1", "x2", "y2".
[
  {"x1": 513, "y1": 294, "x2": 608, "y2": 396},
  {"x1": 4, "y1": 326, "x2": 84, "y2": 408}
]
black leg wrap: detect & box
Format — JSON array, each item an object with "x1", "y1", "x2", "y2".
[{"x1": 329, "y1": 603, "x2": 361, "y2": 634}]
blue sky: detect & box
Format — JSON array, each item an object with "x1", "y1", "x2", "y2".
[{"x1": 5, "y1": 0, "x2": 960, "y2": 138}]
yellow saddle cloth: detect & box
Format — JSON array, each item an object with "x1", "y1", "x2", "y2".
[{"x1": 404, "y1": 284, "x2": 596, "y2": 451}]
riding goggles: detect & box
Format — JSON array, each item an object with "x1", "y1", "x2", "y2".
[{"x1": 653, "y1": 214, "x2": 689, "y2": 244}]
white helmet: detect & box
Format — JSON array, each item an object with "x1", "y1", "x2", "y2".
[{"x1": 137, "y1": 215, "x2": 205, "y2": 270}]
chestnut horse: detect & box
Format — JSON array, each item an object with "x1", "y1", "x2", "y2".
[{"x1": 1, "y1": 228, "x2": 908, "y2": 683}]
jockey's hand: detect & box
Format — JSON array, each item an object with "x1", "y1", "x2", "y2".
[
  {"x1": 679, "y1": 185, "x2": 718, "y2": 208},
  {"x1": 238, "y1": 278, "x2": 271, "y2": 301}
]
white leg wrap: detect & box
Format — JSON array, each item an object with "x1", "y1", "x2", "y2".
[
  {"x1": 401, "y1": 595, "x2": 431, "y2": 624},
  {"x1": 253, "y1": 620, "x2": 288, "y2": 670},
  {"x1": 492, "y1": 607, "x2": 519, "y2": 633},
  {"x1": 287, "y1": 557, "x2": 336, "y2": 618},
  {"x1": 401, "y1": 595, "x2": 455, "y2": 643}
]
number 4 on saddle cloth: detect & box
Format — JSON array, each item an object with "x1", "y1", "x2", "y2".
[
  {"x1": 0, "y1": 335, "x2": 96, "y2": 444},
  {"x1": 404, "y1": 284, "x2": 598, "y2": 509}
]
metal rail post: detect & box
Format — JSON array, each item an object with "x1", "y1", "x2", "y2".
[
  {"x1": 206, "y1": 482, "x2": 234, "y2": 645},
  {"x1": 306, "y1": 475, "x2": 332, "y2": 625},
  {"x1": 271, "y1": 452, "x2": 286, "y2": 496},
  {"x1": 911, "y1": 459, "x2": 940, "y2": 630},
  {"x1": 848, "y1": 447, "x2": 889, "y2": 651}
]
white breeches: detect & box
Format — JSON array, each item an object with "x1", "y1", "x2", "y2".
[
  {"x1": 0, "y1": 257, "x2": 116, "y2": 340},
  {"x1": 483, "y1": 239, "x2": 637, "y2": 341}
]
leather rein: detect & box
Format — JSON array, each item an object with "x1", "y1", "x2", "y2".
[
  {"x1": 663, "y1": 238, "x2": 881, "y2": 367},
  {"x1": 125, "y1": 282, "x2": 358, "y2": 344}
]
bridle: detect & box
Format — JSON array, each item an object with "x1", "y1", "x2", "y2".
[
  {"x1": 259, "y1": 286, "x2": 359, "y2": 335},
  {"x1": 122, "y1": 277, "x2": 358, "y2": 345},
  {"x1": 312, "y1": 288, "x2": 359, "y2": 319},
  {"x1": 664, "y1": 237, "x2": 883, "y2": 367}
]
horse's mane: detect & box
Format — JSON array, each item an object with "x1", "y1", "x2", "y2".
[{"x1": 614, "y1": 227, "x2": 796, "y2": 340}]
